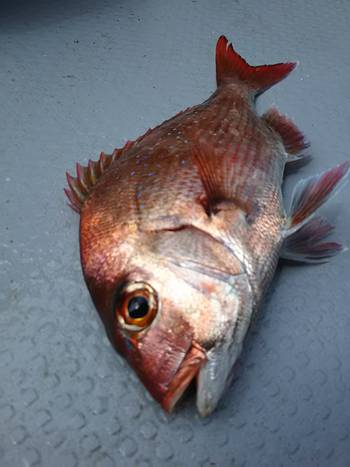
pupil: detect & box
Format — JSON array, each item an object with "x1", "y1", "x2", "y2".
[{"x1": 127, "y1": 296, "x2": 149, "y2": 319}]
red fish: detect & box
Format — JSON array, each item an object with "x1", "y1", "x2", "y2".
[{"x1": 65, "y1": 36, "x2": 349, "y2": 416}]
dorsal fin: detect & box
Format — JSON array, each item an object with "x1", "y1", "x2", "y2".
[
  {"x1": 64, "y1": 129, "x2": 153, "y2": 213},
  {"x1": 64, "y1": 148, "x2": 122, "y2": 213},
  {"x1": 216, "y1": 35, "x2": 296, "y2": 94}
]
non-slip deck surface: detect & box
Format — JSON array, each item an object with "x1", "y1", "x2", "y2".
[{"x1": 1, "y1": 1, "x2": 349, "y2": 465}]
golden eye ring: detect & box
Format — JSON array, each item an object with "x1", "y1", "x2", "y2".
[{"x1": 115, "y1": 282, "x2": 158, "y2": 332}]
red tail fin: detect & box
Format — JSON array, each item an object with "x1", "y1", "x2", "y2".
[{"x1": 216, "y1": 35, "x2": 296, "y2": 93}]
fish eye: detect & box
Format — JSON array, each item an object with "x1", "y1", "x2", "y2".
[
  {"x1": 115, "y1": 282, "x2": 158, "y2": 332},
  {"x1": 127, "y1": 296, "x2": 149, "y2": 319}
]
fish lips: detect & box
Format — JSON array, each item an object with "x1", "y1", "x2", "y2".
[
  {"x1": 119, "y1": 331, "x2": 207, "y2": 413},
  {"x1": 161, "y1": 341, "x2": 207, "y2": 413}
]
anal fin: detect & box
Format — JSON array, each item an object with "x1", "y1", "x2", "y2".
[{"x1": 263, "y1": 107, "x2": 310, "y2": 167}]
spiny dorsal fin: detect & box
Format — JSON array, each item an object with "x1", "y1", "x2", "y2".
[
  {"x1": 216, "y1": 35, "x2": 296, "y2": 93},
  {"x1": 64, "y1": 148, "x2": 122, "y2": 213},
  {"x1": 64, "y1": 129, "x2": 153, "y2": 213}
]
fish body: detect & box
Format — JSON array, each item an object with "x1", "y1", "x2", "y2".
[{"x1": 65, "y1": 36, "x2": 349, "y2": 416}]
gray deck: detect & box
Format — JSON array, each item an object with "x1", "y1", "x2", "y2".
[{"x1": 1, "y1": 0, "x2": 350, "y2": 465}]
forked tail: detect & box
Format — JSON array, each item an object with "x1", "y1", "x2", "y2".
[{"x1": 216, "y1": 35, "x2": 296, "y2": 94}]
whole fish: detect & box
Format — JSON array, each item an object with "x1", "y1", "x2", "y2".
[{"x1": 65, "y1": 35, "x2": 349, "y2": 416}]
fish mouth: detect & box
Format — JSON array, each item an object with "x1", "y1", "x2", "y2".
[{"x1": 162, "y1": 341, "x2": 207, "y2": 413}]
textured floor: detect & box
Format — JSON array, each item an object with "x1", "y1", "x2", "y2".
[{"x1": 1, "y1": 0, "x2": 350, "y2": 466}]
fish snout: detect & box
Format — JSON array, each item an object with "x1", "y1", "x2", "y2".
[
  {"x1": 161, "y1": 341, "x2": 207, "y2": 413},
  {"x1": 124, "y1": 333, "x2": 207, "y2": 413}
]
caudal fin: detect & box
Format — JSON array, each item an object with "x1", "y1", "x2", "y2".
[{"x1": 216, "y1": 35, "x2": 296, "y2": 94}]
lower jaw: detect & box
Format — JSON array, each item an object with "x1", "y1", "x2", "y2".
[{"x1": 161, "y1": 342, "x2": 207, "y2": 413}]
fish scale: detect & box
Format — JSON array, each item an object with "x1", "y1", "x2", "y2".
[{"x1": 65, "y1": 35, "x2": 349, "y2": 416}]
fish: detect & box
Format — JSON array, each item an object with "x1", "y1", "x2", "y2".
[{"x1": 64, "y1": 35, "x2": 349, "y2": 416}]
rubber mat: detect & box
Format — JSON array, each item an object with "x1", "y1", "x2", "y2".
[{"x1": 1, "y1": 0, "x2": 349, "y2": 465}]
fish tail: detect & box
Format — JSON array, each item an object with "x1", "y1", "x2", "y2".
[
  {"x1": 216, "y1": 35, "x2": 296, "y2": 94},
  {"x1": 281, "y1": 162, "x2": 350, "y2": 262}
]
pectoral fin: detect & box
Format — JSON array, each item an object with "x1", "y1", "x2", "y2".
[{"x1": 192, "y1": 141, "x2": 253, "y2": 217}]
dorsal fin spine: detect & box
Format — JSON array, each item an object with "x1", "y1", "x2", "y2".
[
  {"x1": 64, "y1": 129, "x2": 153, "y2": 213},
  {"x1": 76, "y1": 163, "x2": 90, "y2": 192},
  {"x1": 65, "y1": 151, "x2": 116, "y2": 213},
  {"x1": 87, "y1": 160, "x2": 97, "y2": 184},
  {"x1": 66, "y1": 172, "x2": 86, "y2": 201},
  {"x1": 64, "y1": 187, "x2": 80, "y2": 213}
]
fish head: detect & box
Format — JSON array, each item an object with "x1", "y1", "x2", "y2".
[{"x1": 80, "y1": 193, "x2": 253, "y2": 416}]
